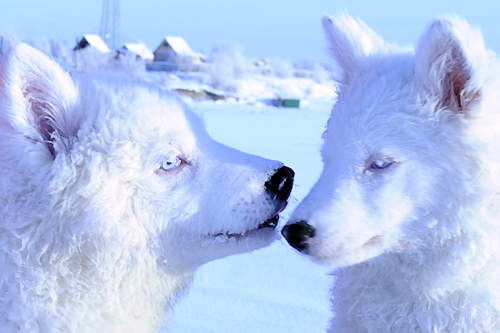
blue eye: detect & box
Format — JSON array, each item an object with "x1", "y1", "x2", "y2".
[
  {"x1": 159, "y1": 155, "x2": 182, "y2": 171},
  {"x1": 371, "y1": 160, "x2": 392, "y2": 170}
]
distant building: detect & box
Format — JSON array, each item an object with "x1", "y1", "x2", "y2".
[
  {"x1": 118, "y1": 43, "x2": 154, "y2": 61},
  {"x1": 153, "y1": 36, "x2": 202, "y2": 63},
  {"x1": 74, "y1": 34, "x2": 111, "y2": 53}
]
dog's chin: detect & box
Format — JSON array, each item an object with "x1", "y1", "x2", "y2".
[
  {"x1": 172, "y1": 202, "x2": 289, "y2": 271},
  {"x1": 310, "y1": 235, "x2": 393, "y2": 269},
  {"x1": 164, "y1": 216, "x2": 281, "y2": 273},
  {"x1": 207, "y1": 215, "x2": 280, "y2": 247},
  {"x1": 202, "y1": 202, "x2": 287, "y2": 248}
]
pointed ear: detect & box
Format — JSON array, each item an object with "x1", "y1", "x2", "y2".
[
  {"x1": 322, "y1": 13, "x2": 386, "y2": 84},
  {"x1": 415, "y1": 17, "x2": 485, "y2": 114},
  {"x1": 0, "y1": 42, "x2": 79, "y2": 158}
]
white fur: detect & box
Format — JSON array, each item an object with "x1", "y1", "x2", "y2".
[
  {"x1": 0, "y1": 43, "x2": 287, "y2": 332},
  {"x1": 286, "y1": 13, "x2": 500, "y2": 332}
]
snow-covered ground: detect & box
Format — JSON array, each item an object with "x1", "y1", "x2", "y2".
[
  {"x1": 147, "y1": 71, "x2": 335, "y2": 106},
  {"x1": 162, "y1": 94, "x2": 335, "y2": 332}
]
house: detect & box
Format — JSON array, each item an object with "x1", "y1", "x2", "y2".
[
  {"x1": 74, "y1": 34, "x2": 111, "y2": 53},
  {"x1": 153, "y1": 36, "x2": 201, "y2": 63},
  {"x1": 118, "y1": 43, "x2": 154, "y2": 61}
]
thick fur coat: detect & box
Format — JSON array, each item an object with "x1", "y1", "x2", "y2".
[
  {"x1": 0, "y1": 44, "x2": 292, "y2": 332},
  {"x1": 283, "y1": 14, "x2": 500, "y2": 332}
]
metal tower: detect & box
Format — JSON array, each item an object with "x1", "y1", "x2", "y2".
[{"x1": 99, "y1": 0, "x2": 120, "y2": 50}]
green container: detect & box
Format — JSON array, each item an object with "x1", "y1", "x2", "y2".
[{"x1": 280, "y1": 98, "x2": 300, "y2": 108}]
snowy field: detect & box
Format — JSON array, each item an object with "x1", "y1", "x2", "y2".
[{"x1": 164, "y1": 99, "x2": 334, "y2": 332}]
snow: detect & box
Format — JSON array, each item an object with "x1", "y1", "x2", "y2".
[
  {"x1": 164, "y1": 36, "x2": 196, "y2": 56},
  {"x1": 121, "y1": 43, "x2": 154, "y2": 60},
  {"x1": 149, "y1": 71, "x2": 336, "y2": 106},
  {"x1": 82, "y1": 34, "x2": 111, "y2": 53},
  {"x1": 162, "y1": 97, "x2": 335, "y2": 332}
]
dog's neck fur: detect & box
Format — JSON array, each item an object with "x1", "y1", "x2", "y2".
[
  {"x1": 0, "y1": 192, "x2": 193, "y2": 332},
  {"x1": 330, "y1": 209, "x2": 500, "y2": 332},
  {"x1": 0, "y1": 231, "x2": 192, "y2": 332}
]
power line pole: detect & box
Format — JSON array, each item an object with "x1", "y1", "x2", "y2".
[{"x1": 100, "y1": 0, "x2": 120, "y2": 50}]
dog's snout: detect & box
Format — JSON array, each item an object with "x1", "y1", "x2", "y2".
[
  {"x1": 265, "y1": 166, "x2": 294, "y2": 201},
  {"x1": 281, "y1": 221, "x2": 315, "y2": 253}
]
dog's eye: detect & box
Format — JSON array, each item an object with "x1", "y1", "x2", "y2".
[
  {"x1": 159, "y1": 155, "x2": 182, "y2": 171},
  {"x1": 371, "y1": 160, "x2": 392, "y2": 170}
]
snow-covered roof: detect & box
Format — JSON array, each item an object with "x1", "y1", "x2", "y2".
[
  {"x1": 164, "y1": 36, "x2": 195, "y2": 56},
  {"x1": 83, "y1": 34, "x2": 111, "y2": 53},
  {"x1": 122, "y1": 43, "x2": 154, "y2": 60}
]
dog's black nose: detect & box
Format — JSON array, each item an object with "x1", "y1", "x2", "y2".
[
  {"x1": 265, "y1": 166, "x2": 294, "y2": 201},
  {"x1": 281, "y1": 221, "x2": 316, "y2": 253}
]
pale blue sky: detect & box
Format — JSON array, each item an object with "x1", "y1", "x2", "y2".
[{"x1": 0, "y1": 0, "x2": 498, "y2": 62}]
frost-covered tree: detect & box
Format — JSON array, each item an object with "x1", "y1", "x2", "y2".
[
  {"x1": 33, "y1": 37, "x2": 74, "y2": 69},
  {"x1": 210, "y1": 41, "x2": 248, "y2": 93},
  {"x1": 311, "y1": 62, "x2": 330, "y2": 83},
  {"x1": 73, "y1": 47, "x2": 112, "y2": 72},
  {"x1": 271, "y1": 57, "x2": 294, "y2": 78},
  {"x1": 113, "y1": 52, "x2": 146, "y2": 79}
]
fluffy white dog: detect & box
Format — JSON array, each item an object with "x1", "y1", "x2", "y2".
[
  {"x1": 282, "y1": 14, "x2": 500, "y2": 332},
  {"x1": 0, "y1": 43, "x2": 294, "y2": 332}
]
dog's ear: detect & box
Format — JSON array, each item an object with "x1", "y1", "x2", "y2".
[
  {"x1": 415, "y1": 18, "x2": 484, "y2": 115},
  {"x1": 322, "y1": 13, "x2": 385, "y2": 84},
  {"x1": 0, "y1": 43, "x2": 79, "y2": 158}
]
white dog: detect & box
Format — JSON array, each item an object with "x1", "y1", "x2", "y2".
[
  {"x1": 282, "y1": 13, "x2": 500, "y2": 332},
  {"x1": 0, "y1": 43, "x2": 294, "y2": 332}
]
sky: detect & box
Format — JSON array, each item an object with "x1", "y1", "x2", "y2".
[{"x1": 0, "y1": 0, "x2": 499, "y2": 63}]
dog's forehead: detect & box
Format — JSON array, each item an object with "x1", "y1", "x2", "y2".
[
  {"x1": 132, "y1": 90, "x2": 196, "y2": 131},
  {"x1": 128, "y1": 90, "x2": 205, "y2": 151},
  {"x1": 322, "y1": 56, "x2": 418, "y2": 158},
  {"x1": 332, "y1": 56, "x2": 415, "y2": 121},
  {"x1": 341, "y1": 55, "x2": 414, "y2": 106},
  {"x1": 79, "y1": 79, "x2": 205, "y2": 152}
]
